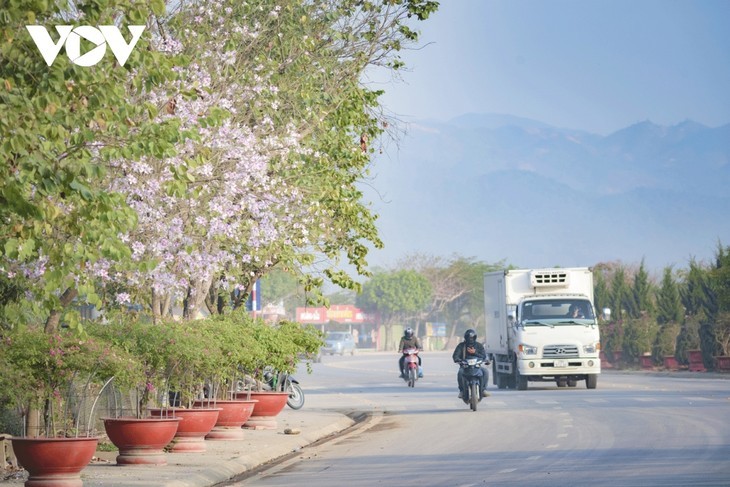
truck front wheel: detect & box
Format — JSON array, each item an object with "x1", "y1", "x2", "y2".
[
  {"x1": 515, "y1": 368, "x2": 528, "y2": 390},
  {"x1": 586, "y1": 374, "x2": 598, "y2": 389}
]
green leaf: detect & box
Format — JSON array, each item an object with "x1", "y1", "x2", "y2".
[
  {"x1": 69, "y1": 179, "x2": 94, "y2": 201},
  {"x1": 4, "y1": 239, "x2": 19, "y2": 259}
]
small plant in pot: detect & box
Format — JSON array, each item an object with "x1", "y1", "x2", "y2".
[
  {"x1": 91, "y1": 317, "x2": 184, "y2": 465},
  {"x1": 0, "y1": 324, "x2": 141, "y2": 484},
  {"x1": 147, "y1": 320, "x2": 223, "y2": 452},
  {"x1": 237, "y1": 319, "x2": 323, "y2": 429},
  {"x1": 1, "y1": 324, "x2": 141, "y2": 437},
  {"x1": 240, "y1": 319, "x2": 323, "y2": 391},
  {"x1": 93, "y1": 318, "x2": 167, "y2": 416},
  {"x1": 192, "y1": 311, "x2": 265, "y2": 440},
  {"x1": 190, "y1": 310, "x2": 265, "y2": 401}
]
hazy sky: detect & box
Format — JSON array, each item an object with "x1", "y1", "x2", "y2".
[{"x1": 371, "y1": 0, "x2": 730, "y2": 135}]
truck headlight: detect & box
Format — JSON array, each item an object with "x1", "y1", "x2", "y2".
[
  {"x1": 583, "y1": 342, "x2": 600, "y2": 354},
  {"x1": 518, "y1": 343, "x2": 538, "y2": 355}
]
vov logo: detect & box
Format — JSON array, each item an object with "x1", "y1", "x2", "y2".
[{"x1": 26, "y1": 25, "x2": 145, "y2": 67}]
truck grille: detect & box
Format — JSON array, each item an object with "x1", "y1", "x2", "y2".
[{"x1": 543, "y1": 344, "x2": 579, "y2": 358}]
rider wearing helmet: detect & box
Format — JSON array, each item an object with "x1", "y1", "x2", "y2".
[
  {"x1": 452, "y1": 328, "x2": 489, "y2": 398},
  {"x1": 398, "y1": 327, "x2": 423, "y2": 378}
]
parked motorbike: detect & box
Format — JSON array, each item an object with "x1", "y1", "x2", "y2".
[
  {"x1": 459, "y1": 357, "x2": 487, "y2": 411},
  {"x1": 263, "y1": 368, "x2": 305, "y2": 410},
  {"x1": 401, "y1": 348, "x2": 420, "y2": 388}
]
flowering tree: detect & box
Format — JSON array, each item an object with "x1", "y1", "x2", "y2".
[
  {"x1": 1, "y1": 0, "x2": 439, "y2": 326},
  {"x1": 0, "y1": 0, "x2": 188, "y2": 331},
  {"x1": 102, "y1": 0, "x2": 439, "y2": 319}
]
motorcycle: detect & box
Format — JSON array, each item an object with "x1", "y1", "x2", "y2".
[
  {"x1": 263, "y1": 368, "x2": 305, "y2": 410},
  {"x1": 459, "y1": 357, "x2": 487, "y2": 411},
  {"x1": 401, "y1": 348, "x2": 421, "y2": 388}
]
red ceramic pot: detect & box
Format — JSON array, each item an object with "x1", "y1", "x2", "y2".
[
  {"x1": 102, "y1": 416, "x2": 181, "y2": 465},
  {"x1": 11, "y1": 436, "x2": 98, "y2": 487},
  {"x1": 236, "y1": 391, "x2": 289, "y2": 430},
  {"x1": 192, "y1": 399, "x2": 257, "y2": 440},
  {"x1": 148, "y1": 407, "x2": 221, "y2": 452}
]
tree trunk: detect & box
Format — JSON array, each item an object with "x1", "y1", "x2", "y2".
[
  {"x1": 183, "y1": 275, "x2": 214, "y2": 320},
  {"x1": 162, "y1": 294, "x2": 171, "y2": 319},
  {"x1": 204, "y1": 291, "x2": 217, "y2": 316},
  {"x1": 152, "y1": 289, "x2": 161, "y2": 325},
  {"x1": 151, "y1": 291, "x2": 173, "y2": 324},
  {"x1": 204, "y1": 280, "x2": 225, "y2": 315},
  {"x1": 446, "y1": 322, "x2": 458, "y2": 351},
  {"x1": 44, "y1": 287, "x2": 78, "y2": 333}
]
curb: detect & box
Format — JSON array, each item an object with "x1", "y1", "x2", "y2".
[{"x1": 160, "y1": 413, "x2": 355, "y2": 487}]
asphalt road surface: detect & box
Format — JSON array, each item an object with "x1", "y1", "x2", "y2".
[{"x1": 229, "y1": 351, "x2": 730, "y2": 487}]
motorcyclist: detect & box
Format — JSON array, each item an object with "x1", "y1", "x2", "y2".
[
  {"x1": 397, "y1": 327, "x2": 423, "y2": 378},
  {"x1": 452, "y1": 328, "x2": 489, "y2": 398}
]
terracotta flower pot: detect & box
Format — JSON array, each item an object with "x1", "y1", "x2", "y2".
[
  {"x1": 102, "y1": 416, "x2": 181, "y2": 465},
  {"x1": 716, "y1": 355, "x2": 730, "y2": 372},
  {"x1": 148, "y1": 407, "x2": 221, "y2": 453},
  {"x1": 236, "y1": 391, "x2": 289, "y2": 430},
  {"x1": 192, "y1": 399, "x2": 257, "y2": 440},
  {"x1": 688, "y1": 349, "x2": 706, "y2": 372},
  {"x1": 11, "y1": 436, "x2": 98, "y2": 487},
  {"x1": 663, "y1": 355, "x2": 679, "y2": 370},
  {"x1": 639, "y1": 354, "x2": 654, "y2": 369}
]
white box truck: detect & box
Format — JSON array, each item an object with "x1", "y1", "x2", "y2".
[{"x1": 484, "y1": 268, "x2": 600, "y2": 390}]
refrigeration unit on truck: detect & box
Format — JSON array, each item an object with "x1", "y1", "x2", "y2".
[{"x1": 484, "y1": 268, "x2": 601, "y2": 390}]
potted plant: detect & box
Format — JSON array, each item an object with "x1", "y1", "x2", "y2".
[
  {"x1": 147, "y1": 319, "x2": 221, "y2": 452},
  {"x1": 92, "y1": 318, "x2": 182, "y2": 465},
  {"x1": 238, "y1": 319, "x2": 322, "y2": 429},
  {"x1": 1, "y1": 324, "x2": 141, "y2": 485},
  {"x1": 192, "y1": 312, "x2": 262, "y2": 440}
]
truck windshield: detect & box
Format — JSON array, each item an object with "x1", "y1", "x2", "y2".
[{"x1": 521, "y1": 299, "x2": 594, "y2": 322}]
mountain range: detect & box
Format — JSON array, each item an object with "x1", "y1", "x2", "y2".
[{"x1": 363, "y1": 113, "x2": 730, "y2": 274}]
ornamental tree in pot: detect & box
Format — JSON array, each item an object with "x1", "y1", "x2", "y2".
[
  {"x1": 91, "y1": 318, "x2": 183, "y2": 465},
  {"x1": 1, "y1": 324, "x2": 142, "y2": 485},
  {"x1": 1, "y1": 325, "x2": 142, "y2": 437},
  {"x1": 148, "y1": 320, "x2": 221, "y2": 452},
  {"x1": 237, "y1": 319, "x2": 323, "y2": 429},
  {"x1": 193, "y1": 312, "x2": 263, "y2": 440}
]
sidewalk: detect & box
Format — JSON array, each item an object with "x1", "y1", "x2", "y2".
[{"x1": 3, "y1": 408, "x2": 354, "y2": 487}]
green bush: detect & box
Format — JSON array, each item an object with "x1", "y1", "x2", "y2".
[{"x1": 622, "y1": 315, "x2": 659, "y2": 364}]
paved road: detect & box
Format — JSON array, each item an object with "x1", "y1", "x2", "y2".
[{"x1": 229, "y1": 351, "x2": 730, "y2": 487}]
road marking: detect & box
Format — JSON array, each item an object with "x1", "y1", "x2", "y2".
[
  {"x1": 558, "y1": 433, "x2": 568, "y2": 438},
  {"x1": 499, "y1": 468, "x2": 517, "y2": 473},
  {"x1": 546, "y1": 444, "x2": 559, "y2": 448},
  {"x1": 527, "y1": 456, "x2": 541, "y2": 461},
  {"x1": 584, "y1": 398, "x2": 607, "y2": 403}
]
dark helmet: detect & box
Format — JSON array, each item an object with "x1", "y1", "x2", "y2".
[
  {"x1": 464, "y1": 329, "x2": 477, "y2": 344},
  {"x1": 404, "y1": 327, "x2": 413, "y2": 339}
]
